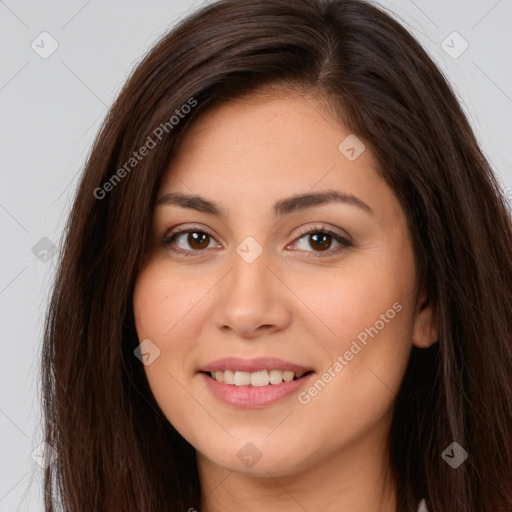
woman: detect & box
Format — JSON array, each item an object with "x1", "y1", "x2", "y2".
[{"x1": 41, "y1": 0, "x2": 512, "y2": 510}]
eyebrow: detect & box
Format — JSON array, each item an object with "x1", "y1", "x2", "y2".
[{"x1": 156, "y1": 189, "x2": 373, "y2": 217}]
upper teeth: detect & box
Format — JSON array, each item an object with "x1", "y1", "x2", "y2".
[{"x1": 210, "y1": 369, "x2": 306, "y2": 387}]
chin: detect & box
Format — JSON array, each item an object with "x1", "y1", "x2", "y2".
[{"x1": 196, "y1": 436, "x2": 317, "y2": 477}]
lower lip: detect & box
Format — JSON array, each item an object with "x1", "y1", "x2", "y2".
[{"x1": 200, "y1": 372, "x2": 314, "y2": 408}]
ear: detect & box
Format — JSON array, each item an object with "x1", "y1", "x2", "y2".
[{"x1": 412, "y1": 285, "x2": 439, "y2": 348}]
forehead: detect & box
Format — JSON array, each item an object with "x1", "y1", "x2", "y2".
[{"x1": 158, "y1": 91, "x2": 401, "y2": 225}]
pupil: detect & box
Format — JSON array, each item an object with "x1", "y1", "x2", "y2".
[
  {"x1": 189, "y1": 232, "x2": 209, "y2": 249},
  {"x1": 311, "y1": 233, "x2": 331, "y2": 251}
]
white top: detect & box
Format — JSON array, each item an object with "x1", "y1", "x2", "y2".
[{"x1": 418, "y1": 499, "x2": 428, "y2": 511}]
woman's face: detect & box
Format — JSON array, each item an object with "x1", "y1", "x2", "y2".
[{"x1": 133, "y1": 90, "x2": 436, "y2": 478}]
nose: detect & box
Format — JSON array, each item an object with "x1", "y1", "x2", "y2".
[{"x1": 211, "y1": 246, "x2": 291, "y2": 339}]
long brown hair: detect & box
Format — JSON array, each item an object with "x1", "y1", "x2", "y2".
[{"x1": 41, "y1": 0, "x2": 512, "y2": 510}]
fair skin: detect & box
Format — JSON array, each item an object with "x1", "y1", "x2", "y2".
[{"x1": 133, "y1": 88, "x2": 438, "y2": 512}]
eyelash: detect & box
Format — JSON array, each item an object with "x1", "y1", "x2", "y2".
[{"x1": 161, "y1": 224, "x2": 352, "y2": 259}]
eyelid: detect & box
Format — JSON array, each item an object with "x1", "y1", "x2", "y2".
[
  {"x1": 166, "y1": 223, "x2": 215, "y2": 238},
  {"x1": 164, "y1": 223, "x2": 222, "y2": 246},
  {"x1": 164, "y1": 222, "x2": 349, "y2": 241},
  {"x1": 293, "y1": 223, "x2": 350, "y2": 241}
]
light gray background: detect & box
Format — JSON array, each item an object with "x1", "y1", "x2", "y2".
[{"x1": 1, "y1": 0, "x2": 511, "y2": 509}]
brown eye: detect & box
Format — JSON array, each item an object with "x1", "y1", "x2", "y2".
[
  {"x1": 290, "y1": 227, "x2": 352, "y2": 257},
  {"x1": 163, "y1": 225, "x2": 351, "y2": 258},
  {"x1": 308, "y1": 232, "x2": 333, "y2": 251},
  {"x1": 186, "y1": 232, "x2": 210, "y2": 250},
  {"x1": 163, "y1": 228, "x2": 219, "y2": 256}
]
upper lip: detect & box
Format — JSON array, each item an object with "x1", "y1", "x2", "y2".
[{"x1": 199, "y1": 357, "x2": 314, "y2": 374}]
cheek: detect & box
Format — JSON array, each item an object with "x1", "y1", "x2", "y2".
[
  {"x1": 132, "y1": 262, "x2": 207, "y2": 390},
  {"x1": 132, "y1": 262, "x2": 211, "y2": 442},
  {"x1": 133, "y1": 261, "x2": 212, "y2": 342},
  {"x1": 291, "y1": 248, "x2": 415, "y2": 358},
  {"x1": 293, "y1": 242, "x2": 416, "y2": 434}
]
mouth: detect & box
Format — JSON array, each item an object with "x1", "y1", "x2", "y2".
[
  {"x1": 203, "y1": 369, "x2": 314, "y2": 387},
  {"x1": 199, "y1": 357, "x2": 315, "y2": 407},
  {"x1": 198, "y1": 357, "x2": 315, "y2": 408}
]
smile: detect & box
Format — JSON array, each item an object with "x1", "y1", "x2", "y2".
[
  {"x1": 207, "y1": 369, "x2": 312, "y2": 386},
  {"x1": 200, "y1": 370, "x2": 314, "y2": 408}
]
